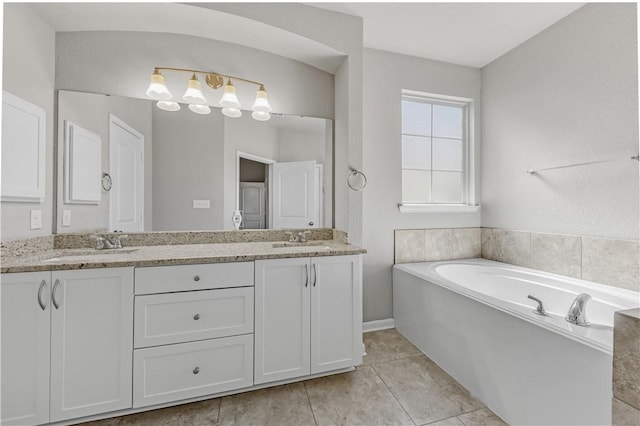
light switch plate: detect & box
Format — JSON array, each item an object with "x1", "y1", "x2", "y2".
[
  {"x1": 30, "y1": 210, "x2": 42, "y2": 229},
  {"x1": 193, "y1": 200, "x2": 211, "y2": 209},
  {"x1": 62, "y1": 209, "x2": 72, "y2": 227}
]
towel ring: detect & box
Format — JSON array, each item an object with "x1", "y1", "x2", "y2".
[
  {"x1": 101, "y1": 173, "x2": 112, "y2": 192},
  {"x1": 347, "y1": 167, "x2": 367, "y2": 191}
]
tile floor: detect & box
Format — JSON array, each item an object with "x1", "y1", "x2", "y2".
[{"x1": 80, "y1": 329, "x2": 507, "y2": 426}]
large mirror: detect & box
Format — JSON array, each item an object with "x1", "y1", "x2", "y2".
[{"x1": 55, "y1": 90, "x2": 333, "y2": 233}]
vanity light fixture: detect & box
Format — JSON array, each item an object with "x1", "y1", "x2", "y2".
[{"x1": 145, "y1": 67, "x2": 272, "y2": 121}]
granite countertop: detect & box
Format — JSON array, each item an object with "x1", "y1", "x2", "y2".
[{"x1": 0, "y1": 240, "x2": 366, "y2": 273}]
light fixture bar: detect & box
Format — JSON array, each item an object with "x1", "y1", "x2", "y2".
[{"x1": 153, "y1": 67, "x2": 264, "y2": 88}]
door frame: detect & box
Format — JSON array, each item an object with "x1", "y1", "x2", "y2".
[
  {"x1": 109, "y1": 114, "x2": 144, "y2": 232},
  {"x1": 236, "y1": 151, "x2": 274, "y2": 228}
]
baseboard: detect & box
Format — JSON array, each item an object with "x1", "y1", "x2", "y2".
[{"x1": 363, "y1": 318, "x2": 395, "y2": 332}]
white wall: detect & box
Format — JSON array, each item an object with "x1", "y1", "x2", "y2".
[
  {"x1": 362, "y1": 48, "x2": 482, "y2": 321},
  {"x1": 55, "y1": 31, "x2": 334, "y2": 120},
  {"x1": 152, "y1": 107, "x2": 224, "y2": 231},
  {"x1": 277, "y1": 129, "x2": 325, "y2": 164},
  {"x1": 2, "y1": 4, "x2": 55, "y2": 241},
  {"x1": 56, "y1": 91, "x2": 152, "y2": 233},
  {"x1": 482, "y1": 3, "x2": 639, "y2": 240}
]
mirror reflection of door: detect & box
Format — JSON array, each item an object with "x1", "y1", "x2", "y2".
[
  {"x1": 272, "y1": 160, "x2": 318, "y2": 229},
  {"x1": 109, "y1": 114, "x2": 144, "y2": 232},
  {"x1": 239, "y1": 158, "x2": 268, "y2": 229}
]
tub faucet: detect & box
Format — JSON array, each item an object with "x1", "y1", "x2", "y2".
[
  {"x1": 527, "y1": 295, "x2": 548, "y2": 316},
  {"x1": 565, "y1": 293, "x2": 591, "y2": 326}
]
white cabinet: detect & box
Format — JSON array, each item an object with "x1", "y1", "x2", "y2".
[
  {"x1": 50, "y1": 268, "x2": 134, "y2": 422},
  {"x1": 1, "y1": 272, "x2": 51, "y2": 426},
  {"x1": 133, "y1": 262, "x2": 255, "y2": 408},
  {"x1": 254, "y1": 257, "x2": 311, "y2": 384},
  {"x1": 254, "y1": 255, "x2": 362, "y2": 384},
  {"x1": 1, "y1": 267, "x2": 134, "y2": 426}
]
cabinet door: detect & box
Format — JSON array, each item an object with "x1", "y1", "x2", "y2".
[
  {"x1": 50, "y1": 267, "x2": 134, "y2": 422},
  {"x1": 311, "y1": 255, "x2": 363, "y2": 374},
  {"x1": 254, "y1": 258, "x2": 310, "y2": 384},
  {"x1": 1, "y1": 272, "x2": 51, "y2": 426}
]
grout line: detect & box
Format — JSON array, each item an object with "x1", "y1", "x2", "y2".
[
  {"x1": 418, "y1": 413, "x2": 461, "y2": 426},
  {"x1": 370, "y1": 364, "x2": 418, "y2": 426},
  {"x1": 302, "y1": 381, "x2": 319, "y2": 426}
]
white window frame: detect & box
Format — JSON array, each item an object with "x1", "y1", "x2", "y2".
[{"x1": 399, "y1": 90, "x2": 480, "y2": 214}]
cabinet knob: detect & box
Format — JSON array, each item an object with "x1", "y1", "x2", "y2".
[
  {"x1": 309, "y1": 222, "x2": 314, "y2": 226},
  {"x1": 193, "y1": 313, "x2": 200, "y2": 320},
  {"x1": 193, "y1": 275, "x2": 200, "y2": 282},
  {"x1": 193, "y1": 367, "x2": 200, "y2": 375}
]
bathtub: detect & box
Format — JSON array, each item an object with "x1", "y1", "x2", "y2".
[{"x1": 393, "y1": 258, "x2": 639, "y2": 426}]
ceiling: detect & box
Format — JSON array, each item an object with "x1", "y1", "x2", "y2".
[
  {"x1": 29, "y1": 2, "x2": 584, "y2": 71},
  {"x1": 313, "y1": 2, "x2": 584, "y2": 67}
]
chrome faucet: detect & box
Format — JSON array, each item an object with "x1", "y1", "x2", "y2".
[
  {"x1": 93, "y1": 234, "x2": 128, "y2": 250},
  {"x1": 565, "y1": 293, "x2": 591, "y2": 326},
  {"x1": 527, "y1": 295, "x2": 548, "y2": 316}
]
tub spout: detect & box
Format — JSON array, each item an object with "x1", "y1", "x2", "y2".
[{"x1": 565, "y1": 293, "x2": 591, "y2": 326}]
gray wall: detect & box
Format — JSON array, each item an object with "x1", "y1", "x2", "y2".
[
  {"x1": 56, "y1": 91, "x2": 152, "y2": 233},
  {"x1": 482, "y1": 3, "x2": 639, "y2": 240},
  {"x1": 240, "y1": 159, "x2": 266, "y2": 182},
  {"x1": 362, "y1": 48, "x2": 482, "y2": 321},
  {"x1": 2, "y1": 4, "x2": 55, "y2": 241},
  {"x1": 152, "y1": 107, "x2": 224, "y2": 231}
]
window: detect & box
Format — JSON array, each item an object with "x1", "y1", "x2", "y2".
[{"x1": 400, "y1": 91, "x2": 478, "y2": 213}]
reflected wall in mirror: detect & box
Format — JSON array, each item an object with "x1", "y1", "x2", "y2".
[{"x1": 55, "y1": 90, "x2": 333, "y2": 233}]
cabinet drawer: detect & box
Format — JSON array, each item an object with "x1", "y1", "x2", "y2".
[
  {"x1": 135, "y1": 262, "x2": 254, "y2": 294},
  {"x1": 134, "y1": 287, "x2": 254, "y2": 348},
  {"x1": 133, "y1": 335, "x2": 253, "y2": 407}
]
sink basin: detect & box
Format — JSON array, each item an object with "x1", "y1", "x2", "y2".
[
  {"x1": 44, "y1": 248, "x2": 138, "y2": 262},
  {"x1": 272, "y1": 242, "x2": 328, "y2": 248}
]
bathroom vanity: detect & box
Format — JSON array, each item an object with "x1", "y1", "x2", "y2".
[{"x1": 1, "y1": 235, "x2": 364, "y2": 425}]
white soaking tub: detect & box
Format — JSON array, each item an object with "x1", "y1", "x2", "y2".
[{"x1": 393, "y1": 259, "x2": 640, "y2": 426}]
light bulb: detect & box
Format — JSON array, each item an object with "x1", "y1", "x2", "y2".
[
  {"x1": 156, "y1": 101, "x2": 180, "y2": 112},
  {"x1": 252, "y1": 111, "x2": 271, "y2": 121},
  {"x1": 146, "y1": 69, "x2": 172, "y2": 100},
  {"x1": 188, "y1": 104, "x2": 211, "y2": 115},
  {"x1": 222, "y1": 107, "x2": 242, "y2": 118},
  {"x1": 219, "y1": 80, "x2": 241, "y2": 109},
  {"x1": 251, "y1": 85, "x2": 272, "y2": 112},
  {"x1": 183, "y1": 73, "x2": 207, "y2": 104}
]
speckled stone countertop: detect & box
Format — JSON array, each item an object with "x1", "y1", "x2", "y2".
[{"x1": 0, "y1": 240, "x2": 366, "y2": 273}]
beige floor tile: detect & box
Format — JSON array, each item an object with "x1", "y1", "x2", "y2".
[
  {"x1": 424, "y1": 416, "x2": 465, "y2": 426},
  {"x1": 78, "y1": 399, "x2": 220, "y2": 426},
  {"x1": 217, "y1": 382, "x2": 316, "y2": 426},
  {"x1": 363, "y1": 329, "x2": 423, "y2": 365},
  {"x1": 457, "y1": 408, "x2": 507, "y2": 426},
  {"x1": 373, "y1": 356, "x2": 484, "y2": 425},
  {"x1": 304, "y1": 366, "x2": 415, "y2": 426}
]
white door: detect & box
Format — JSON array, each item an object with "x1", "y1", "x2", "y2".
[
  {"x1": 272, "y1": 161, "x2": 317, "y2": 229},
  {"x1": 254, "y1": 258, "x2": 311, "y2": 384},
  {"x1": 1, "y1": 272, "x2": 51, "y2": 426},
  {"x1": 109, "y1": 114, "x2": 144, "y2": 232},
  {"x1": 50, "y1": 268, "x2": 134, "y2": 422},
  {"x1": 311, "y1": 255, "x2": 363, "y2": 374},
  {"x1": 239, "y1": 182, "x2": 265, "y2": 229}
]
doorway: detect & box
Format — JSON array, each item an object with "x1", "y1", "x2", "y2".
[{"x1": 239, "y1": 158, "x2": 268, "y2": 229}]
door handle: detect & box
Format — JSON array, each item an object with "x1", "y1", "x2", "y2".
[
  {"x1": 312, "y1": 264, "x2": 317, "y2": 287},
  {"x1": 37, "y1": 280, "x2": 47, "y2": 311},
  {"x1": 52, "y1": 279, "x2": 61, "y2": 309},
  {"x1": 304, "y1": 264, "x2": 309, "y2": 287}
]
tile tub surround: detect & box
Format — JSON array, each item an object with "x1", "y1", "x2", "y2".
[
  {"x1": 80, "y1": 329, "x2": 506, "y2": 426},
  {"x1": 394, "y1": 228, "x2": 481, "y2": 263},
  {"x1": 394, "y1": 227, "x2": 639, "y2": 292},
  {"x1": 613, "y1": 308, "x2": 640, "y2": 424}
]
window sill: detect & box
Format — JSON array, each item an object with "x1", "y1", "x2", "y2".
[{"x1": 398, "y1": 204, "x2": 481, "y2": 213}]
